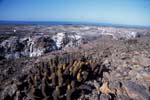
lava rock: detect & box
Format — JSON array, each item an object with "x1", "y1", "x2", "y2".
[
  {"x1": 100, "y1": 93, "x2": 111, "y2": 100},
  {"x1": 122, "y1": 80, "x2": 149, "y2": 100},
  {"x1": 1, "y1": 83, "x2": 17, "y2": 100}
]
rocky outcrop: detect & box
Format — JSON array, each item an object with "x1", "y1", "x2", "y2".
[
  {"x1": 0, "y1": 25, "x2": 150, "y2": 100},
  {"x1": 122, "y1": 80, "x2": 149, "y2": 100},
  {"x1": 52, "y1": 32, "x2": 82, "y2": 49},
  {"x1": 0, "y1": 36, "x2": 57, "y2": 59},
  {"x1": 0, "y1": 32, "x2": 83, "y2": 59}
]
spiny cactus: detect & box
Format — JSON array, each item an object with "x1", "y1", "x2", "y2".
[
  {"x1": 88, "y1": 59, "x2": 94, "y2": 65},
  {"x1": 72, "y1": 60, "x2": 78, "y2": 67},
  {"x1": 66, "y1": 84, "x2": 72, "y2": 100},
  {"x1": 57, "y1": 69, "x2": 64, "y2": 87},
  {"x1": 77, "y1": 72, "x2": 82, "y2": 82},
  {"x1": 33, "y1": 75, "x2": 38, "y2": 87},
  {"x1": 63, "y1": 64, "x2": 70, "y2": 75},
  {"x1": 51, "y1": 72, "x2": 57, "y2": 86},
  {"x1": 49, "y1": 59, "x2": 55, "y2": 68},
  {"x1": 41, "y1": 72, "x2": 48, "y2": 97},
  {"x1": 57, "y1": 64, "x2": 62, "y2": 71},
  {"x1": 48, "y1": 61, "x2": 52, "y2": 68},
  {"x1": 50, "y1": 66, "x2": 55, "y2": 73},
  {"x1": 57, "y1": 67, "x2": 62, "y2": 76},
  {"x1": 28, "y1": 74, "x2": 34, "y2": 86},
  {"x1": 11, "y1": 52, "x2": 105, "y2": 100},
  {"x1": 71, "y1": 80, "x2": 76, "y2": 88},
  {"x1": 55, "y1": 56, "x2": 59, "y2": 66},
  {"x1": 69, "y1": 66, "x2": 73, "y2": 73},
  {"x1": 52, "y1": 86, "x2": 60, "y2": 100},
  {"x1": 47, "y1": 74, "x2": 52, "y2": 81},
  {"x1": 62, "y1": 64, "x2": 66, "y2": 71},
  {"x1": 79, "y1": 62, "x2": 85, "y2": 70},
  {"x1": 66, "y1": 83, "x2": 77, "y2": 100},
  {"x1": 81, "y1": 71, "x2": 89, "y2": 81},
  {"x1": 72, "y1": 61, "x2": 82, "y2": 77},
  {"x1": 30, "y1": 85, "x2": 41, "y2": 100}
]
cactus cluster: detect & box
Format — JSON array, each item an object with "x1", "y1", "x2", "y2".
[{"x1": 10, "y1": 53, "x2": 104, "y2": 100}]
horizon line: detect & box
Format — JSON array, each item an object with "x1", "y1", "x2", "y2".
[{"x1": 0, "y1": 20, "x2": 150, "y2": 28}]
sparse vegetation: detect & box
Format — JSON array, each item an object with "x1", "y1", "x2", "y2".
[{"x1": 0, "y1": 25, "x2": 150, "y2": 100}]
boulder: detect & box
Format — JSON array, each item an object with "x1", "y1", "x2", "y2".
[
  {"x1": 122, "y1": 80, "x2": 149, "y2": 100},
  {"x1": 132, "y1": 56, "x2": 150, "y2": 67}
]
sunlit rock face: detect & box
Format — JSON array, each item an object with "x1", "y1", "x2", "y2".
[
  {"x1": 0, "y1": 24, "x2": 149, "y2": 59},
  {"x1": 0, "y1": 35, "x2": 57, "y2": 59},
  {"x1": 52, "y1": 32, "x2": 82, "y2": 49},
  {"x1": 100, "y1": 31, "x2": 139, "y2": 40},
  {"x1": 26, "y1": 36, "x2": 58, "y2": 57},
  {"x1": 0, "y1": 32, "x2": 83, "y2": 59},
  {"x1": 119, "y1": 32, "x2": 138, "y2": 39},
  {"x1": 0, "y1": 36, "x2": 23, "y2": 59}
]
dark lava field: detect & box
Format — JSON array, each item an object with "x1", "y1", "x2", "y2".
[{"x1": 0, "y1": 25, "x2": 150, "y2": 100}]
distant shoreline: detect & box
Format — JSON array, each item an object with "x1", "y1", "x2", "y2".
[{"x1": 0, "y1": 20, "x2": 150, "y2": 28}]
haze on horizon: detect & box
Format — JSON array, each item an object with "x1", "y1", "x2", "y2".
[{"x1": 0, "y1": 0, "x2": 150, "y2": 26}]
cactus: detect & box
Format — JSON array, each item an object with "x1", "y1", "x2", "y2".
[
  {"x1": 62, "y1": 64, "x2": 66, "y2": 71},
  {"x1": 79, "y1": 61, "x2": 84, "y2": 69},
  {"x1": 63, "y1": 65, "x2": 70, "y2": 75},
  {"x1": 72, "y1": 61, "x2": 82, "y2": 78},
  {"x1": 66, "y1": 84, "x2": 72, "y2": 100},
  {"x1": 50, "y1": 66, "x2": 55, "y2": 74},
  {"x1": 55, "y1": 56, "x2": 59, "y2": 66},
  {"x1": 28, "y1": 74, "x2": 35, "y2": 86},
  {"x1": 66, "y1": 84, "x2": 77, "y2": 100},
  {"x1": 76, "y1": 62, "x2": 84, "y2": 75},
  {"x1": 82, "y1": 71, "x2": 89, "y2": 81},
  {"x1": 77, "y1": 72, "x2": 82, "y2": 82},
  {"x1": 41, "y1": 72, "x2": 48, "y2": 97},
  {"x1": 57, "y1": 64, "x2": 62, "y2": 69},
  {"x1": 69, "y1": 66, "x2": 73, "y2": 73},
  {"x1": 57, "y1": 68, "x2": 62, "y2": 76},
  {"x1": 47, "y1": 76, "x2": 52, "y2": 81},
  {"x1": 88, "y1": 59, "x2": 94, "y2": 65},
  {"x1": 10, "y1": 51, "x2": 106, "y2": 99},
  {"x1": 71, "y1": 80, "x2": 76, "y2": 88},
  {"x1": 30, "y1": 85, "x2": 41, "y2": 100},
  {"x1": 51, "y1": 72, "x2": 57, "y2": 86},
  {"x1": 57, "y1": 69, "x2": 64, "y2": 87},
  {"x1": 52, "y1": 86, "x2": 60, "y2": 100},
  {"x1": 73, "y1": 60, "x2": 78, "y2": 67},
  {"x1": 50, "y1": 59, "x2": 55, "y2": 68},
  {"x1": 33, "y1": 75, "x2": 38, "y2": 87},
  {"x1": 49, "y1": 60, "x2": 51, "y2": 67}
]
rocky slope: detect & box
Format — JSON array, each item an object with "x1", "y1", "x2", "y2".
[
  {"x1": 0, "y1": 35, "x2": 150, "y2": 100},
  {"x1": 0, "y1": 32, "x2": 83, "y2": 59},
  {"x1": 0, "y1": 25, "x2": 150, "y2": 100},
  {"x1": 0, "y1": 25, "x2": 150, "y2": 59}
]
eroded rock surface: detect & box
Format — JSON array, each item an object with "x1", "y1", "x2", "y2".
[
  {"x1": 0, "y1": 32, "x2": 83, "y2": 59},
  {"x1": 0, "y1": 25, "x2": 150, "y2": 100}
]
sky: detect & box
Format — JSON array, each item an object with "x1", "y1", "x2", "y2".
[{"x1": 0, "y1": 0, "x2": 150, "y2": 26}]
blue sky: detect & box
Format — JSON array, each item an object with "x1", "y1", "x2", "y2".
[{"x1": 0, "y1": 0, "x2": 150, "y2": 26}]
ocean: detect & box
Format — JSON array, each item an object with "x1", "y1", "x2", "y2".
[{"x1": 0, "y1": 20, "x2": 150, "y2": 28}]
